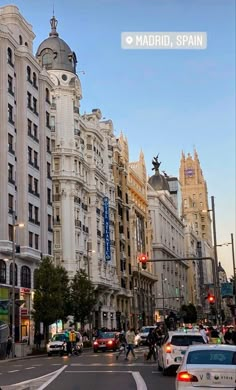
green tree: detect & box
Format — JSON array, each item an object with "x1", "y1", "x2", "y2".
[
  {"x1": 70, "y1": 270, "x2": 96, "y2": 328},
  {"x1": 180, "y1": 303, "x2": 197, "y2": 323},
  {"x1": 32, "y1": 257, "x2": 69, "y2": 341}
]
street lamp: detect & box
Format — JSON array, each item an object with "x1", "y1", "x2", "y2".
[
  {"x1": 11, "y1": 211, "x2": 24, "y2": 358},
  {"x1": 161, "y1": 274, "x2": 167, "y2": 321},
  {"x1": 86, "y1": 241, "x2": 95, "y2": 337}
]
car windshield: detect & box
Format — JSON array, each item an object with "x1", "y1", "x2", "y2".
[
  {"x1": 51, "y1": 334, "x2": 66, "y2": 342},
  {"x1": 99, "y1": 332, "x2": 115, "y2": 339},
  {"x1": 187, "y1": 350, "x2": 236, "y2": 365},
  {"x1": 171, "y1": 335, "x2": 204, "y2": 346}
]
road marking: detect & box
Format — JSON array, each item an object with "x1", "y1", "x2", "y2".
[
  {"x1": 8, "y1": 370, "x2": 19, "y2": 373},
  {"x1": 25, "y1": 366, "x2": 35, "y2": 370},
  {"x1": 51, "y1": 363, "x2": 63, "y2": 366},
  {"x1": 70, "y1": 363, "x2": 156, "y2": 367},
  {"x1": 132, "y1": 372, "x2": 148, "y2": 390},
  {"x1": 37, "y1": 365, "x2": 67, "y2": 390}
]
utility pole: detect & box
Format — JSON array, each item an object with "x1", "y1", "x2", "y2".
[
  {"x1": 161, "y1": 274, "x2": 165, "y2": 321},
  {"x1": 231, "y1": 233, "x2": 236, "y2": 306},
  {"x1": 211, "y1": 196, "x2": 221, "y2": 325},
  {"x1": 12, "y1": 211, "x2": 16, "y2": 359}
]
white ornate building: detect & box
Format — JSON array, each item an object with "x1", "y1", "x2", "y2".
[
  {"x1": 147, "y1": 158, "x2": 188, "y2": 320},
  {"x1": 0, "y1": 5, "x2": 53, "y2": 343},
  {"x1": 36, "y1": 16, "x2": 120, "y2": 328}
]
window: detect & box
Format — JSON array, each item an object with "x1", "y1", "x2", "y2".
[
  {"x1": 8, "y1": 104, "x2": 14, "y2": 124},
  {"x1": 8, "y1": 194, "x2": 14, "y2": 213},
  {"x1": 35, "y1": 207, "x2": 39, "y2": 224},
  {"x1": 32, "y1": 72, "x2": 37, "y2": 88},
  {"x1": 46, "y1": 137, "x2": 51, "y2": 153},
  {"x1": 28, "y1": 119, "x2": 32, "y2": 135},
  {"x1": 34, "y1": 178, "x2": 39, "y2": 195},
  {"x1": 48, "y1": 240, "x2": 52, "y2": 255},
  {"x1": 7, "y1": 47, "x2": 13, "y2": 66},
  {"x1": 200, "y1": 202, "x2": 203, "y2": 208},
  {"x1": 21, "y1": 266, "x2": 31, "y2": 288},
  {"x1": 28, "y1": 175, "x2": 33, "y2": 192},
  {"x1": 42, "y1": 52, "x2": 52, "y2": 67},
  {"x1": 29, "y1": 203, "x2": 33, "y2": 221},
  {"x1": 27, "y1": 92, "x2": 32, "y2": 109},
  {"x1": 47, "y1": 188, "x2": 51, "y2": 205},
  {"x1": 33, "y1": 124, "x2": 38, "y2": 139},
  {"x1": 0, "y1": 260, "x2": 6, "y2": 284},
  {"x1": 8, "y1": 133, "x2": 14, "y2": 153},
  {"x1": 8, "y1": 163, "x2": 14, "y2": 183},
  {"x1": 35, "y1": 234, "x2": 39, "y2": 250},
  {"x1": 19, "y1": 35, "x2": 23, "y2": 45},
  {"x1": 45, "y1": 88, "x2": 50, "y2": 103},
  {"x1": 48, "y1": 215, "x2": 52, "y2": 231},
  {"x1": 202, "y1": 225, "x2": 205, "y2": 231},
  {"x1": 29, "y1": 232, "x2": 33, "y2": 247},
  {"x1": 47, "y1": 162, "x2": 51, "y2": 179},
  {"x1": 186, "y1": 350, "x2": 236, "y2": 365},
  {"x1": 28, "y1": 147, "x2": 32, "y2": 164},
  {"x1": 33, "y1": 97, "x2": 38, "y2": 114},
  {"x1": 34, "y1": 151, "x2": 38, "y2": 168},
  {"x1": 184, "y1": 199, "x2": 187, "y2": 207},
  {"x1": 8, "y1": 75, "x2": 13, "y2": 94},
  {"x1": 8, "y1": 224, "x2": 13, "y2": 241},
  {"x1": 10, "y1": 263, "x2": 18, "y2": 285},
  {"x1": 46, "y1": 112, "x2": 50, "y2": 128},
  {"x1": 201, "y1": 216, "x2": 205, "y2": 222},
  {"x1": 27, "y1": 66, "x2": 31, "y2": 82}
]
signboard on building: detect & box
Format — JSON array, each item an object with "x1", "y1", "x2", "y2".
[
  {"x1": 221, "y1": 283, "x2": 233, "y2": 298},
  {"x1": 20, "y1": 308, "x2": 28, "y2": 316},
  {"x1": 103, "y1": 196, "x2": 111, "y2": 261}
]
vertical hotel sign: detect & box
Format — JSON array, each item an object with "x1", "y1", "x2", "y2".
[{"x1": 103, "y1": 196, "x2": 111, "y2": 261}]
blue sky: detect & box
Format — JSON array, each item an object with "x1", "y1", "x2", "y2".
[{"x1": 2, "y1": 0, "x2": 235, "y2": 276}]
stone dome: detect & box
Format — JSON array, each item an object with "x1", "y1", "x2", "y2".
[
  {"x1": 36, "y1": 16, "x2": 77, "y2": 74},
  {"x1": 148, "y1": 172, "x2": 170, "y2": 191}
]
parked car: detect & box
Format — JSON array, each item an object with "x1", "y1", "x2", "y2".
[
  {"x1": 176, "y1": 344, "x2": 236, "y2": 389},
  {"x1": 139, "y1": 326, "x2": 156, "y2": 345},
  {"x1": 157, "y1": 330, "x2": 205, "y2": 375},
  {"x1": 93, "y1": 332, "x2": 120, "y2": 353}
]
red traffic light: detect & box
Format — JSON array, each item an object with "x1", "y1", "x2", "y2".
[
  {"x1": 139, "y1": 254, "x2": 147, "y2": 263},
  {"x1": 207, "y1": 294, "x2": 215, "y2": 304}
]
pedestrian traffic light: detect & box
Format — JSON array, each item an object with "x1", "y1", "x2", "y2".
[
  {"x1": 207, "y1": 294, "x2": 215, "y2": 304},
  {"x1": 139, "y1": 254, "x2": 147, "y2": 270}
]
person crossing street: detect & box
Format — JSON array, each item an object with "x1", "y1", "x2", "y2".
[{"x1": 124, "y1": 327, "x2": 137, "y2": 361}]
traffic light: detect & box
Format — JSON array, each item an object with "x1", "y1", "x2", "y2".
[
  {"x1": 207, "y1": 293, "x2": 215, "y2": 304},
  {"x1": 139, "y1": 254, "x2": 147, "y2": 270}
]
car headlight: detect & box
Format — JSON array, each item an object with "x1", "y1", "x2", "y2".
[{"x1": 108, "y1": 340, "x2": 113, "y2": 345}]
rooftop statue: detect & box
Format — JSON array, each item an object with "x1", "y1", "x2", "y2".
[{"x1": 152, "y1": 154, "x2": 161, "y2": 172}]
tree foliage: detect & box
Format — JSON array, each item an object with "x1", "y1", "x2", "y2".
[
  {"x1": 32, "y1": 257, "x2": 69, "y2": 339},
  {"x1": 180, "y1": 303, "x2": 197, "y2": 323},
  {"x1": 70, "y1": 269, "x2": 96, "y2": 327}
]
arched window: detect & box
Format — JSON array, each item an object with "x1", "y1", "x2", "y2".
[
  {"x1": 0, "y1": 260, "x2": 6, "y2": 284},
  {"x1": 45, "y1": 88, "x2": 50, "y2": 103},
  {"x1": 21, "y1": 266, "x2": 31, "y2": 288},
  {"x1": 19, "y1": 35, "x2": 23, "y2": 45},
  {"x1": 42, "y1": 53, "x2": 52, "y2": 68},
  {"x1": 7, "y1": 47, "x2": 13, "y2": 65},
  {"x1": 10, "y1": 263, "x2": 18, "y2": 286},
  {"x1": 33, "y1": 72, "x2": 37, "y2": 88},
  {"x1": 25, "y1": 42, "x2": 28, "y2": 47},
  {"x1": 27, "y1": 66, "x2": 31, "y2": 82}
]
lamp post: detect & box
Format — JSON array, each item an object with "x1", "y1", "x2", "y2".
[
  {"x1": 161, "y1": 274, "x2": 167, "y2": 321},
  {"x1": 11, "y1": 211, "x2": 24, "y2": 358},
  {"x1": 86, "y1": 241, "x2": 95, "y2": 337}
]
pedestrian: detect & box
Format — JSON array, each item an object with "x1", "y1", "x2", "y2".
[
  {"x1": 146, "y1": 329, "x2": 157, "y2": 361},
  {"x1": 116, "y1": 330, "x2": 127, "y2": 360},
  {"x1": 6, "y1": 336, "x2": 12, "y2": 358},
  {"x1": 199, "y1": 325, "x2": 208, "y2": 344},
  {"x1": 224, "y1": 328, "x2": 233, "y2": 345},
  {"x1": 125, "y1": 327, "x2": 137, "y2": 361}
]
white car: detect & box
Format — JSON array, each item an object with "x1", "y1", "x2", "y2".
[
  {"x1": 47, "y1": 332, "x2": 83, "y2": 356},
  {"x1": 157, "y1": 330, "x2": 205, "y2": 375},
  {"x1": 139, "y1": 326, "x2": 156, "y2": 345},
  {"x1": 176, "y1": 344, "x2": 236, "y2": 389},
  {"x1": 134, "y1": 333, "x2": 141, "y2": 347}
]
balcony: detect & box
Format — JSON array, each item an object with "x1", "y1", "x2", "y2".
[{"x1": 75, "y1": 219, "x2": 81, "y2": 227}]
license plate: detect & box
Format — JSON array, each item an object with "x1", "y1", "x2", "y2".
[{"x1": 175, "y1": 356, "x2": 182, "y2": 362}]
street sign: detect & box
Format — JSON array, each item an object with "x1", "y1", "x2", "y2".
[{"x1": 221, "y1": 283, "x2": 233, "y2": 298}]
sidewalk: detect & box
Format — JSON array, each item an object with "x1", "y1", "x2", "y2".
[{"x1": 0, "y1": 353, "x2": 47, "y2": 364}]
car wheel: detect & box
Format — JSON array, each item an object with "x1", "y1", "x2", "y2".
[
  {"x1": 60, "y1": 351, "x2": 64, "y2": 356},
  {"x1": 162, "y1": 368, "x2": 169, "y2": 376},
  {"x1": 47, "y1": 353, "x2": 52, "y2": 357},
  {"x1": 158, "y1": 362, "x2": 163, "y2": 371}
]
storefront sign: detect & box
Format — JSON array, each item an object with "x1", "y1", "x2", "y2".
[
  {"x1": 20, "y1": 308, "x2": 28, "y2": 316},
  {"x1": 103, "y1": 196, "x2": 111, "y2": 261},
  {"x1": 21, "y1": 288, "x2": 30, "y2": 294}
]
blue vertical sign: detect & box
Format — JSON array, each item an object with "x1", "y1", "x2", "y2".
[{"x1": 103, "y1": 197, "x2": 111, "y2": 261}]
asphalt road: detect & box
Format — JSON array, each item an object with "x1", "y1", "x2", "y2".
[{"x1": 0, "y1": 347, "x2": 176, "y2": 390}]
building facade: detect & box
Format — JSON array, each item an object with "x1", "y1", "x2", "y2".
[
  {"x1": 0, "y1": 5, "x2": 53, "y2": 343},
  {"x1": 36, "y1": 17, "x2": 122, "y2": 329},
  {"x1": 127, "y1": 148, "x2": 157, "y2": 327},
  {"x1": 147, "y1": 156, "x2": 188, "y2": 321}
]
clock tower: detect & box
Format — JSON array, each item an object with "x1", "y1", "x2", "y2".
[{"x1": 179, "y1": 149, "x2": 212, "y2": 244}]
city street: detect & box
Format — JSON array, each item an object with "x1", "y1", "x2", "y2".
[{"x1": 0, "y1": 347, "x2": 176, "y2": 389}]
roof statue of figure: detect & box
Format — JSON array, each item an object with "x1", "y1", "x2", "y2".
[{"x1": 152, "y1": 154, "x2": 161, "y2": 172}]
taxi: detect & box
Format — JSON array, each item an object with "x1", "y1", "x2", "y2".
[
  {"x1": 157, "y1": 329, "x2": 205, "y2": 376},
  {"x1": 176, "y1": 344, "x2": 236, "y2": 389}
]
